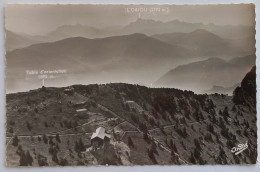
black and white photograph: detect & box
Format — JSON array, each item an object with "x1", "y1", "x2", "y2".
[{"x1": 4, "y1": 4, "x2": 257, "y2": 166}]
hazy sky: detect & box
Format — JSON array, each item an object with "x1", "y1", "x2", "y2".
[{"x1": 5, "y1": 4, "x2": 255, "y2": 35}]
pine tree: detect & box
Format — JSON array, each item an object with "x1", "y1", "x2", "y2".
[
  {"x1": 19, "y1": 152, "x2": 28, "y2": 166},
  {"x1": 169, "y1": 139, "x2": 174, "y2": 149},
  {"x1": 143, "y1": 132, "x2": 150, "y2": 143},
  {"x1": 42, "y1": 134, "x2": 48, "y2": 144},
  {"x1": 128, "y1": 137, "x2": 134, "y2": 148},
  {"x1": 26, "y1": 150, "x2": 33, "y2": 165},
  {"x1": 37, "y1": 154, "x2": 48, "y2": 166},
  {"x1": 55, "y1": 134, "x2": 61, "y2": 143},
  {"x1": 147, "y1": 148, "x2": 157, "y2": 164},
  {"x1": 12, "y1": 135, "x2": 19, "y2": 146}
]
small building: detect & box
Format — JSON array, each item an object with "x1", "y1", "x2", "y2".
[
  {"x1": 64, "y1": 87, "x2": 74, "y2": 95},
  {"x1": 74, "y1": 108, "x2": 88, "y2": 118},
  {"x1": 125, "y1": 100, "x2": 134, "y2": 103},
  {"x1": 76, "y1": 108, "x2": 87, "y2": 113},
  {"x1": 91, "y1": 127, "x2": 111, "y2": 149},
  {"x1": 72, "y1": 101, "x2": 87, "y2": 108}
]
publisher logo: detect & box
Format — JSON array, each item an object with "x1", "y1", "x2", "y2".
[{"x1": 231, "y1": 142, "x2": 248, "y2": 155}]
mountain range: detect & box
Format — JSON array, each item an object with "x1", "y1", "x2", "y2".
[
  {"x1": 5, "y1": 19, "x2": 256, "y2": 94},
  {"x1": 154, "y1": 55, "x2": 255, "y2": 93},
  {"x1": 120, "y1": 19, "x2": 255, "y2": 40},
  {"x1": 6, "y1": 19, "x2": 255, "y2": 52},
  {"x1": 5, "y1": 30, "x2": 43, "y2": 51},
  {"x1": 6, "y1": 33, "x2": 191, "y2": 93},
  {"x1": 6, "y1": 33, "x2": 190, "y2": 70},
  {"x1": 152, "y1": 29, "x2": 254, "y2": 57}
]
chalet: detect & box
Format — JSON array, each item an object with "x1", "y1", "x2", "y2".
[{"x1": 91, "y1": 127, "x2": 111, "y2": 148}]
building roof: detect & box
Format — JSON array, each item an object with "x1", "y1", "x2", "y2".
[
  {"x1": 91, "y1": 127, "x2": 111, "y2": 140},
  {"x1": 126, "y1": 100, "x2": 134, "y2": 103},
  {"x1": 76, "y1": 108, "x2": 87, "y2": 112},
  {"x1": 64, "y1": 87, "x2": 74, "y2": 91}
]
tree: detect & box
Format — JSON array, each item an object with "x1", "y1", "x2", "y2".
[
  {"x1": 160, "y1": 126, "x2": 166, "y2": 135},
  {"x1": 18, "y1": 150, "x2": 33, "y2": 166},
  {"x1": 147, "y1": 148, "x2": 157, "y2": 164},
  {"x1": 139, "y1": 122, "x2": 147, "y2": 132},
  {"x1": 60, "y1": 122, "x2": 64, "y2": 128},
  {"x1": 78, "y1": 138, "x2": 85, "y2": 152},
  {"x1": 49, "y1": 145, "x2": 58, "y2": 155},
  {"x1": 44, "y1": 121, "x2": 49, "y2": 128},
  {"x1": 151, "y1": 141, "x2": 158, "y2": 155},
  {"x1": 149, "y1": 118, "x2": 156, "y2": 126},
  {"x1": 207, "y1": 124, "x2": 214, "y2": 133},
  {"x1": 42, "y1": 134, "x2": 48, "y2": 144},
  {"x1": 172, "y1": 143, "x2": 178, "y2": 153},
  {"x1": 26, "y1": 122, "x2": 32, "y2": 131},
  {"x1": 171, "y1": 150, "x2": 179, "y2": 164},
  {"x1": 180, "y1": 141, "x2": 186, "y2": 150},
  {"x1": 143, "y1": 103, "x2": 147, "y2": 110},
  {"x1": 59, "y1": 158, "x2": 68, "y2": 166},
  {"x1": 204, "y1": 133, "x2": 213, "y2": 142},
  {"x1": 48, "y1": 136, "x2": 54, "y2": 145},
  {"x1": 12, "y1": 135, "x2": 19, "y2": 146},
  {"x1": 189, "y1": 152, "x2": 196, "y2": 164},
  {"x1": 169, "y1": 139, "x2": 174, "y2": 149},
  {"x1": 26, "y1": 150, "x2": 33, "y2": 165},
  {"x1": 55, "y1": 134, "x2": 61, "y2": 143},
  {"x1": 143, "y1": 132, "x2": 150, "y2": 143},
  {"x1": 131, "y1": 114, "x2": 139, "y2": 124},
  {"x1": 223, "y1": 106, "x2": 230, "y2": 117},
  {"x1": 19, "y1": 152, "x2": 28, "y2": 166},
  {"x1": 74, "y1": 138, "x2": 85, "y2": 153},
  {"x1": 194, "y1": 138, "x2": 201, "y2": 151},
  {"x1": 233, "y1": 87, "x2": 244, "y2": 105},
  {"x1": 217, "y1": 146, "x2": 227, "y2": 164},
  {"x1": 128, "y1": 137, "x2": 134, "y2": 148},
  {"x1": 9, "y1": 127, "x2": 13, "y2": 133},
  {"x1": 16, "y1": 145, "x2": 23, "y2": 156},
  {"x1": 125, "y1": 103, "x2": 130, "y2": 111},
  {"x1": 37, "y1": 154, "x2": 48, "y2": 166},
  {"x1": 38, "y1": 136, "x2": 41, "y2": 142},
  {"x1": 52, "y1": 154, "x2": 59, "y2": 163}
]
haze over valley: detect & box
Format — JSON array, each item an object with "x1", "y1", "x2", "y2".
[{"x1": 5, "y1": 4, "x2": 256, "y2": 94}]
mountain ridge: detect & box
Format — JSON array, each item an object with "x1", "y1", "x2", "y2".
[
  {"x1": 154, "y1": 55, "x2": 256, "y2": 93},
  {"x1": 6, "y1": 18, "x2": 255, "y2": 51}
]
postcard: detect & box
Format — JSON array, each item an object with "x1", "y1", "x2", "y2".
[{"x1": 5, "y1": 4, "x2": 257, "y2": 166}]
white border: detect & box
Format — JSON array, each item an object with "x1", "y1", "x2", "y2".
[{"x1": 0, "y1": 0, "x2": 259, "y2": 172}]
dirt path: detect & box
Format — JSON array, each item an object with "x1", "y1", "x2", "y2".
[
  {"x1": 96, "y1": 103, "x2": 189, "y2": 164},
  {"x1": 148, "y1": 118, "x2": 209, "y2": 132},
  {"x1": 6, "y1": 132, "x2": 93, "y2": 139}
]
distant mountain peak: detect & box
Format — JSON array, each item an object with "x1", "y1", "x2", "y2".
[
  {"x1": 154, "y1": 55, "x2": 255, "y2": 93},
  {"x1": 130, "y1": 18, "x2": 163, "y2": 25},
  {"x1": 166, "y1": 19, "x2": 183, "y2": 24},
  {"x1": 190, "y1": 29, "x2": 211, "y2": 34},
  {"x1": 128, "y1": 32, "x2": 148, "y2": 37},
  {"x1": 206, "y1": 57, "x2": 226, "y2": 62},
  {"x1": 189, "y1": 29, "x2": 221, "y2": 38}
]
